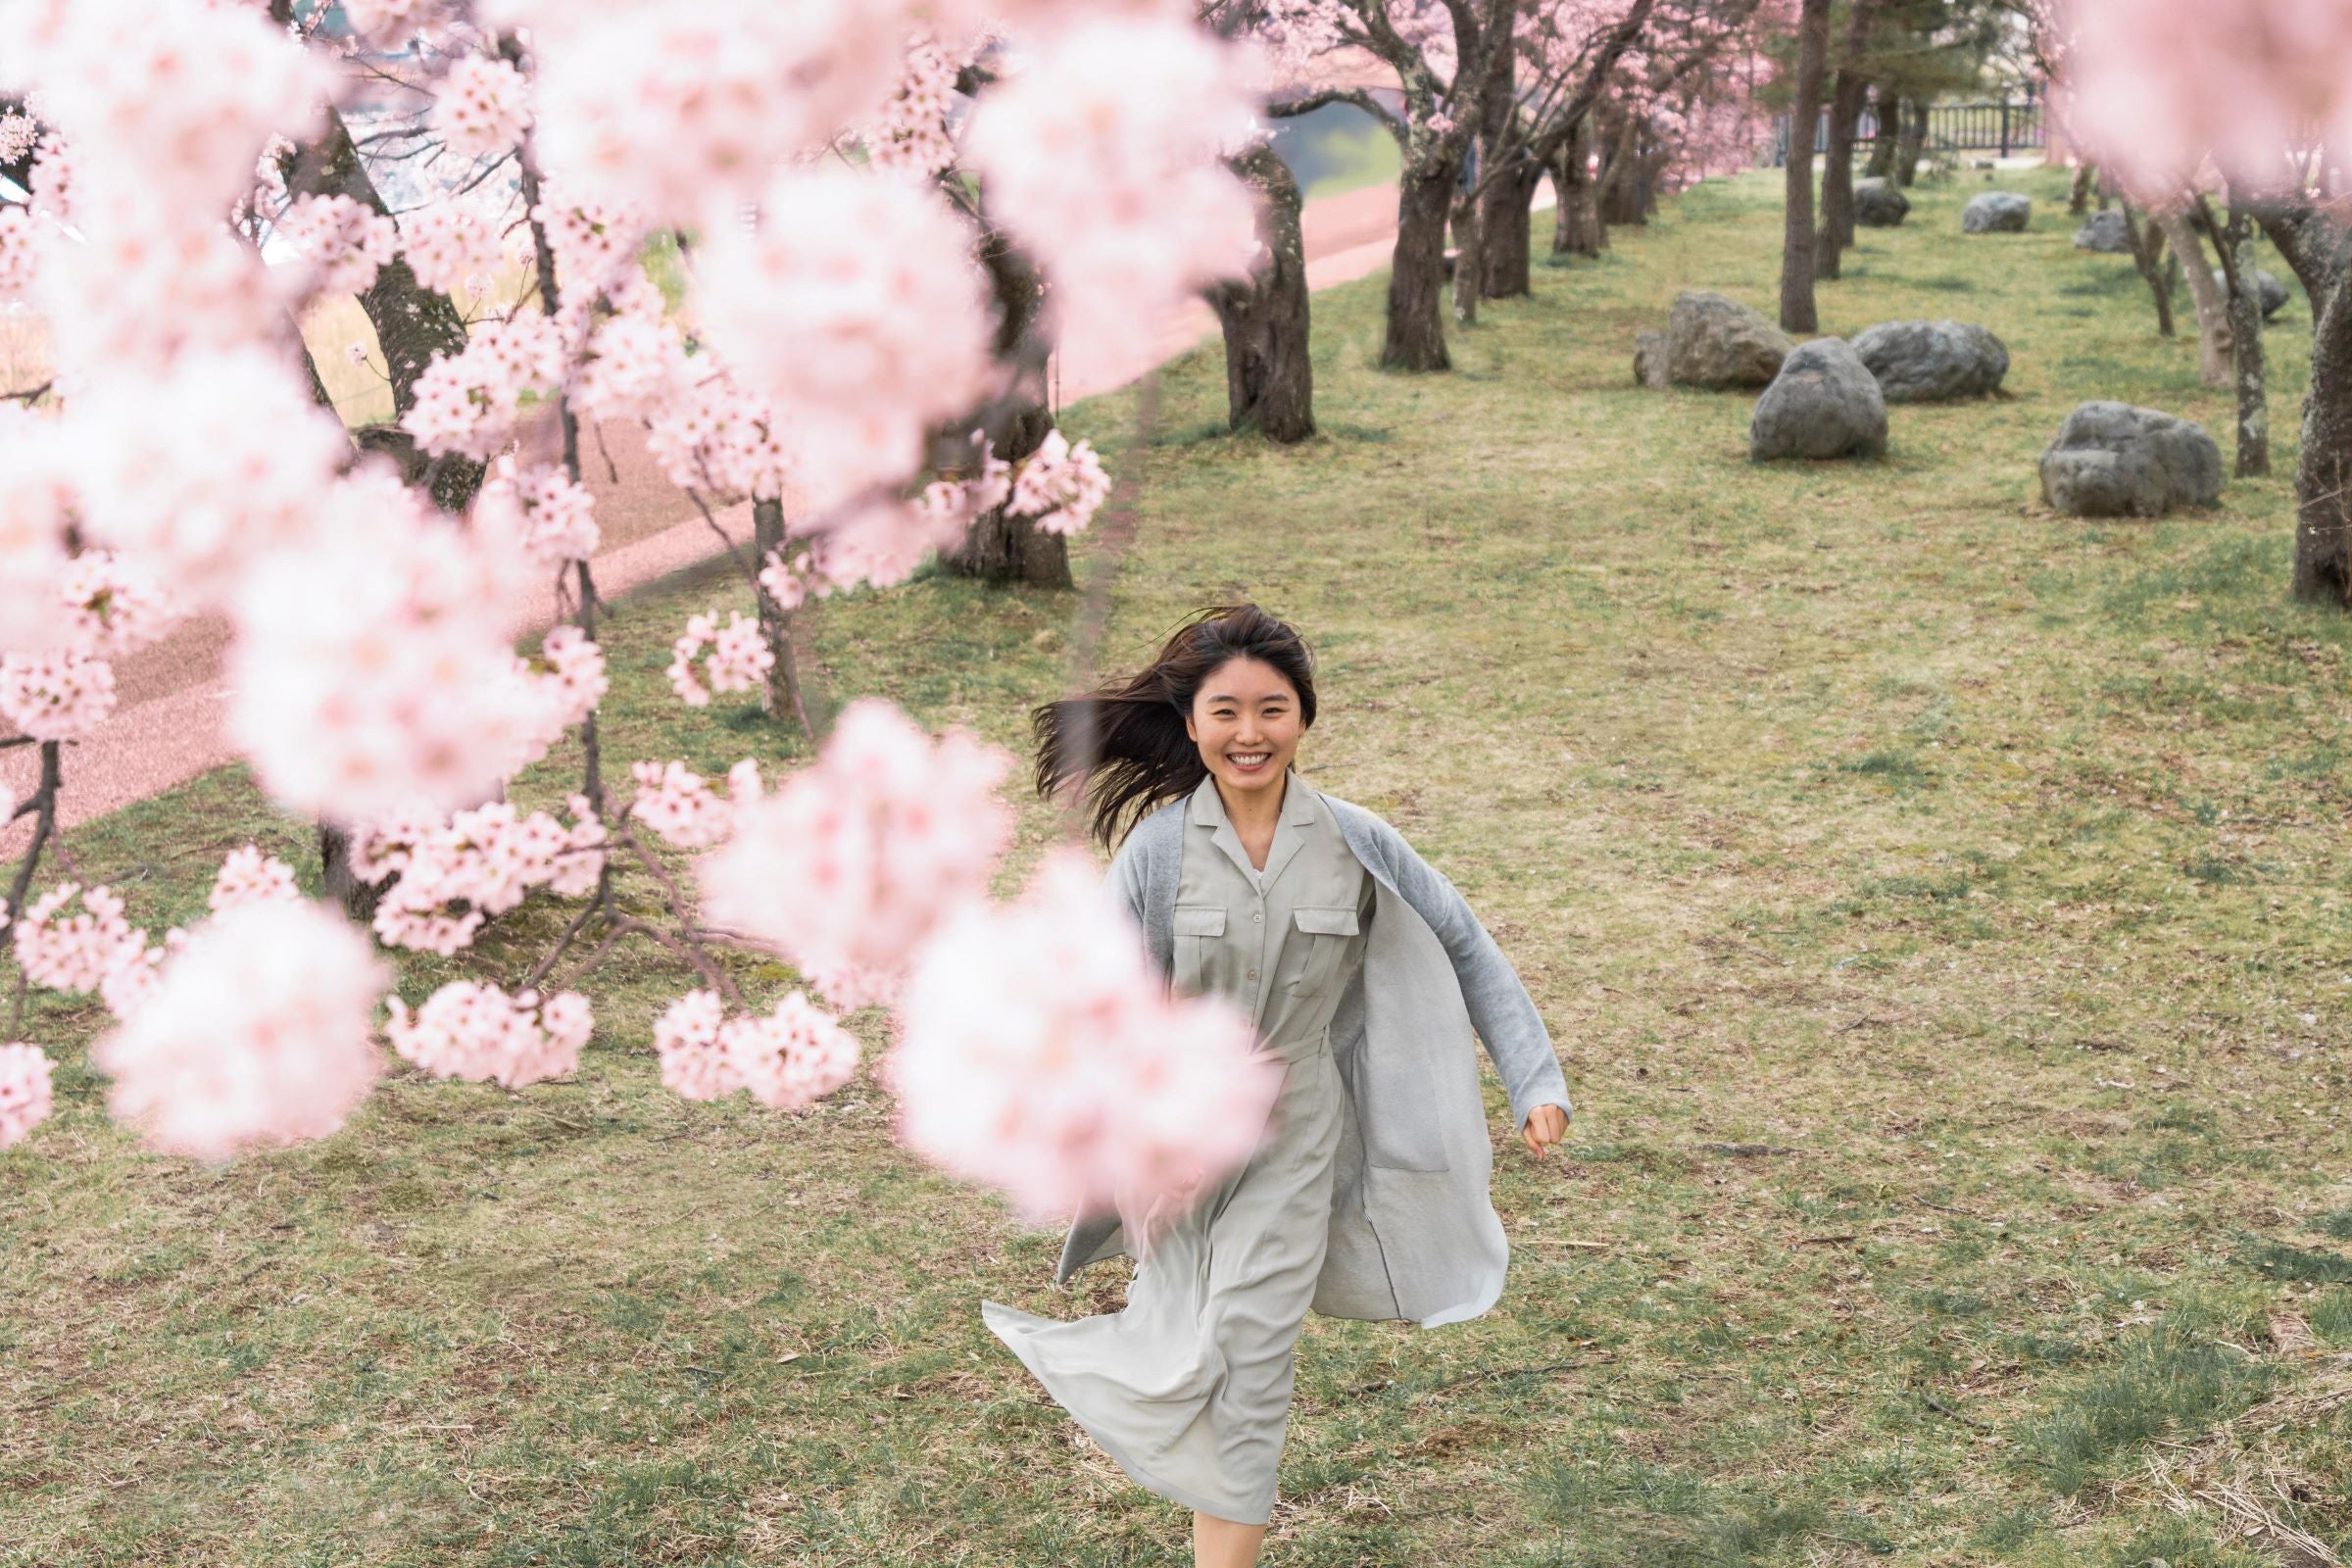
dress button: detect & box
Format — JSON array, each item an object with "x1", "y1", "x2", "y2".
[
  {"x1": 1248, "y1": 969, "x2": 1258, "y2": 981},
  {"x1": 1251, "y1": 909, "x2": 1262, "y2": 923}
]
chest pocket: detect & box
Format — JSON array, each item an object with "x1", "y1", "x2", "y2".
[
  {"x1": 1173, "y1": 905, "x2": 1225, "y2": 997},
  {"x1": 1278, "y1": 905, "x2": 1359, "y2": 1001}
]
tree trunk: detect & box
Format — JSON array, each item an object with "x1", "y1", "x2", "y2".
[
  {"x1": 2293, "y1": 264, "x2": 2352, "y2": 604},
  {"x1": 1597, "y1": 117, "x2": 1647, "y2": 226},
  {"x1": 753, "y1": 497, "x2": 814, "y2": 730},
  {"x1": 2117, "y1": 195, "x2": 2174, "y2": 337},
  {"x1": 1895, "y1": 98, "x2": 1928, "y2": 186},
  {"x1": 1480, "y1": 160, "x2": 1541, "y2": 299},
  {"x1": 1554, "y1": 119, "x2": 1605, "y2": 257},
  {"x1": 2210, "y1": 199, "x2": 2269, "y2": 477},
  {"x1": 2068, "y1": 163, "x2": 2096, "y2": 216},
  {"x1": 943, "y1": 230, "x2": 1072, "y2": 586},
  {"x1": 1863, "y1": 81, "x2": 1899, "y2": 178},
  {"x1": 285, "y1": 106, "x2": 484, "y2": 514},
  {"x1": 2251, "y1": 198, "x2": 2351, "y2": 311},
  {"x1": 1383, "y1": 164, "x2": 1456, "y2": 371},
  {"x1": 1450, "y1": 183, "x2": 1482, "y2": 325},
  {"x1": 2156, "y1": 207, "x2": 2233, "y2": 389},
  {"x1": 1815, "y1": 77, "x2": 1868, "y2": 279},
  {"x1": 1205, "y1": 142, "x2": 1314, "y2": 442},
  {"x1": 1780, "y1": 0, "x2": 1833, "y2": 334}
]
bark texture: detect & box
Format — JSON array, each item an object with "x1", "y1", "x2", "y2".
[
  {"x1": 2294, "y1": 267, "x2": 2352, "y2": 604},
  {"x1": 2117, "y1": 196, "x2": 2174, "y2": 337},
  {"x1": 943, "y1": 231, "x2": 1072, "y2": 586},
  {"x1": 1895, "y1": 99, "x2": 1928, "y2": 186},
  {"x1": 1553, "y1": 122, "x2": 1606, "y2": 257},
  {"x1": 2156, "y1": 208, "x2": 2233, "y2": 389},
  {"x1": 1205, "y1": 143, "x2": 1315, "y2": 442},
  {"x1": 2210, "y1": 200, "x2": 2270, "y2": 477},
  {"x1": 1813, "y1": 1, "x2": 1878, "y2": 278},
  {"x1": 1780, "y1": 0, "x2": 1834, "y2": 334},
  {"x1": 1384, "y1": 165, "x2": 1458, "y2": 371},
  {"x1": 1480, "y1": 161, "x2": 1541, "y2": 299}
]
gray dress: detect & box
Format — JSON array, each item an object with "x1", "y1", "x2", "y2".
[{"x1": 982, "y1": 770, "x2": 1375, "y2": 1525}]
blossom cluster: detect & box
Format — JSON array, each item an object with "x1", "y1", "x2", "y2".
[
  {"x1": 698, "y1": 699, "x2": 1014, "y2": 1010},
  {"x1": 359, "y1": 796, "x2": 608, "y2": 955},
  {"x1": 667, "y1": 609, "x2": 774, "y2": 709},
  {"x1": 387, "y1": 982, "x2": 592, "y2": 1089},
  {"x1": 652, "y1": 988, "x2": 859, "y2": 1110}
]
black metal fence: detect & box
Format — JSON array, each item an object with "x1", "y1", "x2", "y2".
[{"x1": 1771, "y1": 95, "x2": 2047, "y2": 166}]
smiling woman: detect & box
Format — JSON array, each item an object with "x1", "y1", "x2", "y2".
[{"x1": 1006, "y1": 604, "x2": 1573, "y2": 1568}]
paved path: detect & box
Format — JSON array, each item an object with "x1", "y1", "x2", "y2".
[{"x1": 3, "y1": 177, "x2": 1530, "y2": 849}]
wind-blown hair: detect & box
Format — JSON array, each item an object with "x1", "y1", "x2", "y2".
[{"x1": 1033, "y1": 603, "x2": 1318, "y2": 850}]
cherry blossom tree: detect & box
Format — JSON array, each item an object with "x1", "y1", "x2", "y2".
[{"x1": 0, "y1": 0, "x2": 1281, "y2": 1229}]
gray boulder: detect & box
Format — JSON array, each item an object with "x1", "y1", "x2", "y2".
[
  {"x1": 1662, "y1": 289, "x2": 1792, "y2": 389},
  {"x1": 1962, "y1": 191, "x2": 2033, "y2": 233},
  {"x1": 1751, "y1": 338, "x2": 1889, "y2": 462},
  {"x1": 1853, "y1": 176, "x2": 1909, "y2": 228},
  {"x1": 2038, "y1": 401, "x2": 2224, "y2": 517},
  {"x1": 1633, "y1": 329, "x2": 1670, "y2": 389},
  {"x1": 1850, "y1": 319, "x2": 2010, "y2": 403},
  {"x1": 2211, "y1": 267, "x2": 2292, "y2": 318},
  {"x1": 2073, "y1": 209, "x2": 2131, "y2": 253}
]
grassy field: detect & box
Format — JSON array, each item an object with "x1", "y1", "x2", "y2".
[{"x1": 6, "y1": 162, "x2": 2351, "y2": 1567}]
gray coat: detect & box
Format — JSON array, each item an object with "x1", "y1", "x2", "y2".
[{"x1": 1054, "y1": 783, "x2": 1573, "y2": 1328}]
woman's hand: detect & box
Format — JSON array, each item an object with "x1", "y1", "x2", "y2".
[{"x1": 1521, "y1": 1104, "x2": 1568, "y2": 1159}]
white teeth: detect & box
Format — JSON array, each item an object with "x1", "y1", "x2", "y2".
[{"x1": 1231, "y1": 754, "x2": 1268, "y2": 764}]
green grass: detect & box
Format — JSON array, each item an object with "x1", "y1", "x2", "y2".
[{"x1": 5, "y1": 162, "x2": 2351, "y2": 1566}]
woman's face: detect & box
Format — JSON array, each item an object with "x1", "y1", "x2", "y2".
[{"x1": 1185, "y1": 656, "x2": 1304, "y2": 801}]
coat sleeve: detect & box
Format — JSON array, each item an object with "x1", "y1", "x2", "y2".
[{"x1": 1371, "y1": 817, "x2": 1572, "y2": 1132}]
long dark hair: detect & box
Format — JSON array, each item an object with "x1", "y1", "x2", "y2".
[{"x1": 1034, "y1": 604, "x2": 1318, "y2": 850}]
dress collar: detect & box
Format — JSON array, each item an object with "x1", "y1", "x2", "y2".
[{"x1": 1188, "y1": 769, "x2": 1317, "y2": 888}]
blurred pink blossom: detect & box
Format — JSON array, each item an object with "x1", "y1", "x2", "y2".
[
  {"x1": 888, "y1": 848, "x2": 1282, "y2": 1228},
  {"x1": 0, "y1": 648, "x2": 116, "y2": 741},
  {"x1": 667, "y1": 609, "x2": 773, "y2": 708},
  {"x1": 698, "y1": 698, "x2": 1013, "y2": 1010},
  {"x1": 93, "y1": 900, "x2": 388, "y2": 1164},
  {"x1": 276, "y1": 192, "x2": 399, "y2": 301},
  {"x1": 432, "y1": 54, "x2": 533, "y2": 159},
  {"x1": 1006, "y1": 429, "x2": 1111, "y2": 535},
  {"x1": 11, "y1": 882, "x2": 143, "y2": 995},
  {"x1": 0, "y1": 1043, "x2": 54, "y2": 1150}
]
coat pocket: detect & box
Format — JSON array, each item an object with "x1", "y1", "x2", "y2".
[
  {"x1": 1173, "y1": 905, "x2": 1225, "y2": 996},
  {"x1": 1280, "y1": 905, "x2": 1360, "y2": 999}
]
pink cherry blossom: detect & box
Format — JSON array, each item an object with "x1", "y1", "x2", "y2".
[
  {"x1": 387, "y1": 982, "x2": 592, "y2": 1089},
  {"x1": 0, "y1": 110, "x2": 35, "y2": 167},
  {"x1": 722, "y1": 990, "x2": 860, "y2": 1110},
  {"x1": 210, "y1": 846, "x2": 300, "y2": 913},
  {"x1": 0, "y1": 648, "x2": 116, "y2": 741},
  {"x1": 10, "y1": 882, "x2": 142, "y2": 994},
  {"x1": 888, "y1": 847, "x2": 1282, "y2": 1227},
  {"x1": 0, "y1": 1042, "x2": 54, "y2": 1150},
  {"x1": 66, "y1": 347, "x2": 351, "y2": 600},
  {"x1": 369, "y1": 797, "x2": 607, "y2": 954},
  {"x1": 340, "y1": 0, "x2": 452, "y2": 50},
  {"x1": 628, "y1": 760, "x2": 734, "y2": 850},
  {"x1": 400, "y1": 312, "x2": 567, "y2": 462},
  {"x1": 397, "y1": 200, "x2": 511, "y2": 300},
  {"x1": 225, "y1": 468, "x2": 557, "y2": 821},
  {"x1": 275, "y1": 192, "x2": 399, "y2": 301},
  {"x1": 1006, "y1": 429, "x2": 1111, "y2": 535},
  {"x1": 962, "y1": 16, "x2": 1258, "y2": 367},
  {"x1": 757, "y1": 550, "x2": 808, "y2": 612},
  {"x1": 666, "y1": 609, "x2": 773, "y2": 708},
  {"x1": 528, "y1": 184, "x2": 651, "y2": 303},
  {"x1": 566, "y1": 274, "x2": 687, "y2": 421},
  {"x1": 652, "y1": 988, "x2": 736, "y2": 1101},
  {"x1": 2055, "y1": 0, "x2": 2352, "y2": 192},
  {"x1": 476, "y1": 457, "x2": 602, "y2": 566},
  {"x1": 642, "y1": 366, "x2": 794, "y2": 502},
  {"x1": 532, "y1": 625, "x2": 609, "y2": 733},
  {"x1": 691, "y1": 164, "x2": 997, "y2": 511},
  {"x1": 432, "y1": 54, "x2": 533, "y2": 160},
  {"x1": 865, "y1": 35, "x2": 966, "y2": 177},
  {"x1": 9, "y1": 0, "x2": 326, "y2": 227},
  {"x1": 0, "y1": 205, "x2": 37, "y2": 296},
  {"x1": 92, "y1": 899, "x2": 387, "y2": 1164},
  {"x1": 55, "y1": 550, "x2": 174, "y2": 659},
  {"x1": 496, "y1": 0, "x2": 906, "y2": 227},
  {"x1": 698, "y1": 698, "x2": 1013, "y2": 1009}
]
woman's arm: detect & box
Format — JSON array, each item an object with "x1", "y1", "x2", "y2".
[{"x1": 1369, "y1": 817, "x2": 1573, "y2": 1136}]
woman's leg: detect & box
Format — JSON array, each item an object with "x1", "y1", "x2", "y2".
[{"x1": 1195, "y1": 1509, "x2": 1269, "y2": 1568}]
